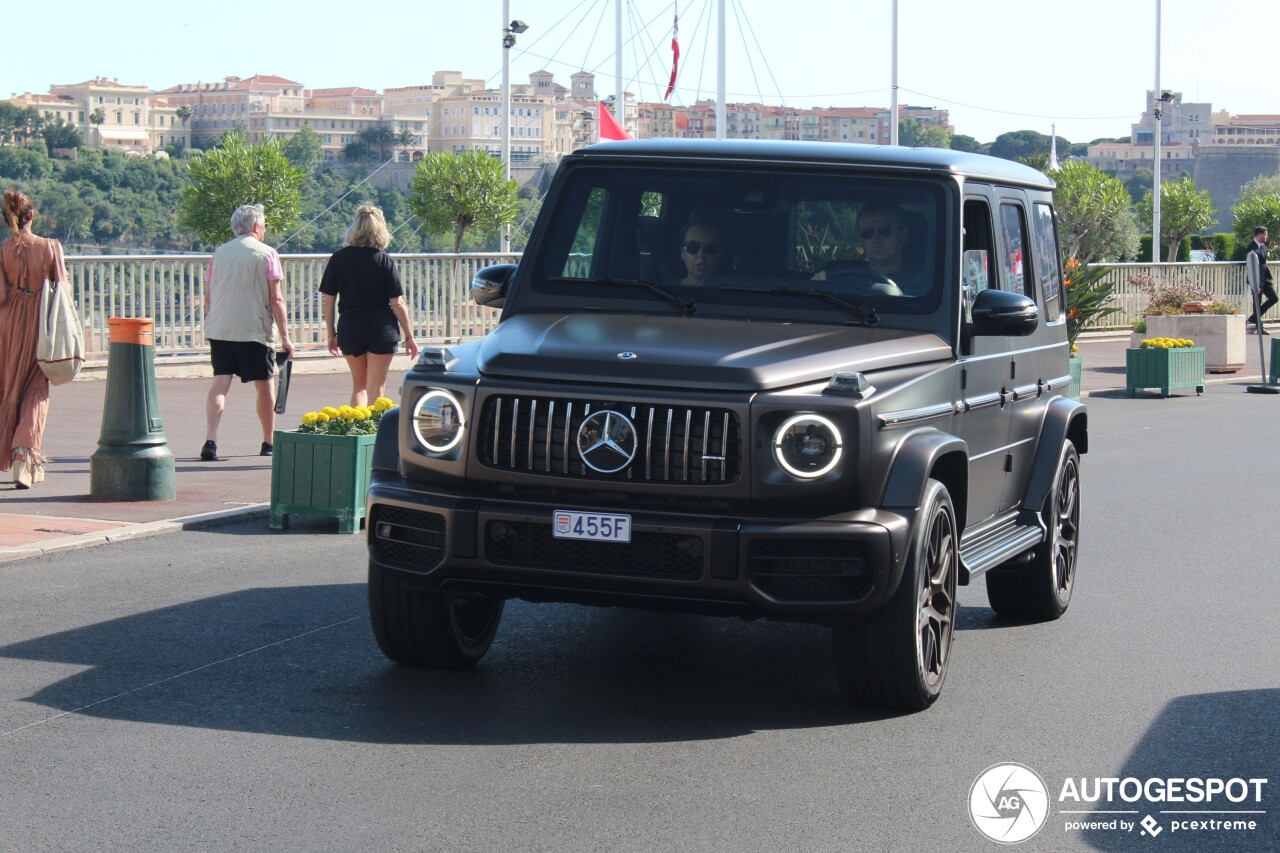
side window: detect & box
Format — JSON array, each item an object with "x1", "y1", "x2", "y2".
[
  {"x1": 998, "y1": 203, "x2": 1029, "y2": 297},
  {"x1": 636, "y1": 191, "x2": 667, "y2": 281},
  {"x1": 1031, "y1": 203, "x2": 1063, "y2": 322},
  {"x1": 962, "y1": 199, "x2": 995, "y2": 322},
  {"x1": 563, "y1": 187, "x2": 607, "y2": 277}
]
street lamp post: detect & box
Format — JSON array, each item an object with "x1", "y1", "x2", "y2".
[
  {"x1": 501, "y1": 9, "x2": 529, "y2": 253},
  {"x1": 1152, "y1": 0, "x2": 1161, "y2": 263}
]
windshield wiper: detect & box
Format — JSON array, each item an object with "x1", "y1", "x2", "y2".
[
  {"x1": 550, "y1": 277, "x2": 696, "y2": 315},
  {"x1": 720, "y1": 285, "x2": 878, "y2": 326}
]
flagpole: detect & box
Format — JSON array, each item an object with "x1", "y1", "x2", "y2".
[
  {"x1": 889, "y1": 0, "x2": 899, "y2": 146},
  {"x1": 615, "y1": 0, "x2": 625, "y2": 128},
  {"x1": 716, "y1": 0, "x2": 725, "y2": 139}
]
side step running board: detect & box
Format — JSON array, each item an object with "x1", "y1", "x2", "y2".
[{"x1": 959, "y1": 523, "x2": 1044, "y2": 584}]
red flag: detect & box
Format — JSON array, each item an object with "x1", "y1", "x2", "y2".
[
  {"x1": 598, "y1": 101, "x2": 631, "y2": 141},
  {"x1": 664, "y1": 10, "x2": 680, "y2": 102}
]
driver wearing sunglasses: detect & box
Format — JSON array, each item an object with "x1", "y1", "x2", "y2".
[
  {"x1": 679, "y1": 222, "x2": 723, "y2": 287},
  {"x1": 857, "y1": 202, "x2": 912, "y2": 283}
]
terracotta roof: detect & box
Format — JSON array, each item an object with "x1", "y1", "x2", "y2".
[{"x1": 311, "y1": 87, "x2": 380, "y2": 98}]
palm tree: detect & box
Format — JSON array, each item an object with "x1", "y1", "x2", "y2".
[
  {"x1": 89, "y1": 107, "x2": 106, "y2": 148},
  {"x1": 396, "y1": 128, "x2": 417, "y2": 161}
]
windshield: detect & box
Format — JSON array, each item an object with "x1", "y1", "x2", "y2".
[{"x1": 525, "y1": 162, "x2": 948, "y2": 323}]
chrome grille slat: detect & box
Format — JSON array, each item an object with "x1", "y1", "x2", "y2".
[
  {"x1": 545, "y1": 401, "x2": 554, "y2": 473},
  {"x1": 682, "y1": 409, "x2": 692, "y2": 482},
  {"x1": 701, "y1": 411, "x2": 711, "y2": 481},
  {"x1": 720, "y1": 413, "x2": 729, "y2": 482},
  {"x1": 493, "y1": 398, "x2": 502, "y2": 466},
  {"x1": 664, "y1": 410, "x2": 673, "y2": 480},
  {"x1": 563, "y1": 402, "x2": 572, "y2": 474},
  {"x1": 479, "y1": 395, "x2": 740, "y2": 484},
  {"x1": 646, "y1": 408, "x2": 655, "y2": 481},
  {"x1": 527, "y1": 399, "x2": 537, "y2": 471}
]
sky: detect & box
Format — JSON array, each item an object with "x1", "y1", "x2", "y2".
[{"x1": 3, "y1": 0, "x2": 1272, "y2": 146}]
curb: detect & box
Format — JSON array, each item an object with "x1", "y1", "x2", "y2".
[{"x1": 0, "y1": 503, "x2": 271, "y2": 565}]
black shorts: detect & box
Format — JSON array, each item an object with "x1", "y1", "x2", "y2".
[
  {"x1": 337, "y1": 315, "x2": 399, "y2": 358},
  {"x1": 209, "y1": 339, "x2": 276, "y2": 383}
]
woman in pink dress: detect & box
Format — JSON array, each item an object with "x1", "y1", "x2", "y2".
[{"x1": 0, "y1": 189, "x2": 68, "y2": 489}]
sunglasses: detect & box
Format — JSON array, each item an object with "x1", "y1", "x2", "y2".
[
  {"x1": 858, "y1": 226, "x2": 898, "y2": 240},
  {"x1": 682, "y1": 240, "x2": 720, "y2": 255}
]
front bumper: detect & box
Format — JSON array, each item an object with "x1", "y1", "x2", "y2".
[{"x1": 366, "y1": 472, "x2": 912, "y2": 622}]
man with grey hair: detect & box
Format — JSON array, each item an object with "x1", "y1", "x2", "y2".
[{"x1": 200, "y1": 203, "x2": 295, "y2": 461}]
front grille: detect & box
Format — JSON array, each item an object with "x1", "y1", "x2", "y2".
[
  {"x1": 748, "y1": 539, "x2": 871, "y2": 602},
  {"x1": 485, "y1": 521, "x2": 703, "y2": 580},
  {"x1": 371, "y1": 505, "x2": 446, "y2": 570},
  {"x1": 477, "y1": 395, "x2": 740, "y2": 484}
]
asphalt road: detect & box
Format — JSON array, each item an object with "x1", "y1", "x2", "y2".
[{"x1": 0, "y1": 386, "x2": 1277, "y2": 852}]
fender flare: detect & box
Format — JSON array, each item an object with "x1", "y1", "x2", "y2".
[
  {"x1": 880, "y1": 429, "x2": 969, "y2": 512},
  {"x1": 1018, "y1": 397, "x2": 1088, "y2": 522}
]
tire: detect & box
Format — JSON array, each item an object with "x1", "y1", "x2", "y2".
[
  {"x1": 986, "y1": 440, "x2": 1080, "y2": 621},
  {"x1": 368, "y1": 561, "x2": 504, "y2": 668},
  {"x1": 832, "y1": 479, "x2": 958, "y2": 711}
]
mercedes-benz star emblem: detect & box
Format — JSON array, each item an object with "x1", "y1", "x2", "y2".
[
  {"x1": 577, "y1": 410, "x2": 638, "y2": 473},
  {"x1": 617, "y1": 352, "x2": 637, "y2": 360}
]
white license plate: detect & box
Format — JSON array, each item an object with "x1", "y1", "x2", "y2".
[{"x1": 552, "y1": 510, "x2": 631, "y2": 543}]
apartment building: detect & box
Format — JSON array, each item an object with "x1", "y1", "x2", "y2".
[{"x1": 8, "y1": 77, "x2": 189, "y2": 154}]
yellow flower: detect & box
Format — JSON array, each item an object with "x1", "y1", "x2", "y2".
[
  {"x1": 338, "y1": 405, "x2": 358, "y2": 419},
  {"x1": 354, "y1": 406, "x2": 372, "y2": 420},
  {"x1": 322, "y1": 406, "x2": 341, "y2": 418},
  {"x1": 372, "y1": 397, "x2": 394, "y2": 412},
  {"x1": 301, "y1": 412, "x2": 318, "y2": 426},
  {"x1": 316, "y1": 412, "x2": 331, "y2": 423}
]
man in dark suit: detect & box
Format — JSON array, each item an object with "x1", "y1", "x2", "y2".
[{"x1": 1246, "y1": 225, "x2": 1276, "y2": 335}]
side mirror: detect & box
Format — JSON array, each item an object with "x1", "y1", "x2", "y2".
[
  {"x1": 472, "y1": 264, "x2": 517, "y2": 309},
  {"x1": 971, "y1": 288, "x2": 1038, "y2": 337}
]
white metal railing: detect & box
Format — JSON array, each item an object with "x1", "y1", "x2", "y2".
[
  {"x1": 61, "y1": 255, "x2": 1278, "y2": 356},
  {"x1": 1093, "y1": 262, "x2": 1278, "y2": 329},
  {"x1": 65, "y1": 253, "x2": 519, "y2": 358}
]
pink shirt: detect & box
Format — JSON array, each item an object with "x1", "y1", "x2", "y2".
[{"x1": 205, "y1": 250, "x2": 283, "y2": 283}]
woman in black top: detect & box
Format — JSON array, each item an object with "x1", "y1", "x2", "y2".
[{"x1": 320, "y1": 206, "x2": 419, "y2": 406}]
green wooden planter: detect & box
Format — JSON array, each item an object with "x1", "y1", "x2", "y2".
[
  {"x1": 1270, "y1": 338, "x2": 1280, "y2": 385},
  {"x1": 269, "y1": 430, "x2": 377, "y2": 533},
  {"x1": 1068, "y1": 356, "x2": 1082, "y2": 401},
  {"x1": 1125, "y1": 346, "x2": 1206, "y2": 398}
]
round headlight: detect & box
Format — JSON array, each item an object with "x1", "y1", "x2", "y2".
[
  {"x1": 412, "y1": 390, "x2": 465, "y2": 453},
  {"x1": 773, "y1": 414, "x2": 842, "y2": 479}
]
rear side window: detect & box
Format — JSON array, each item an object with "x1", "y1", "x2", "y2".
[
  {"x1": 1031, "y1": 203, "x2": 1062, "y2": 322},
  {"x1": 998, "y1": 203, "x2": 1029, "y2": 297}
]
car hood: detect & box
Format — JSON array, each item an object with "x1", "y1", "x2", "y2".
[{"x1": 475, "y1": 313, "x2": 952, "y2": 391}]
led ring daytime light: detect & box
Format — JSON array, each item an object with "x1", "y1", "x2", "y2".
[{"x1": 773, "y1": 414, "x2": 842, "y2": 479}]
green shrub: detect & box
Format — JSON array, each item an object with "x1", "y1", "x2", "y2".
[{"x1": 1137, "y1": 234, "x2": 1191, "y2": 262}]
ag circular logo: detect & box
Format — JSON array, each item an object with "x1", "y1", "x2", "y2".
[
  {"x1": 577, "y1": 410, "x2": 638, "y2": 473},
  {"x1": 968, "y1": 762, "x2": 1050, "y2": 844}
]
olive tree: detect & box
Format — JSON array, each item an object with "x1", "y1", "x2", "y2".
[
  {"x1": 1232, "y1": 193, "x2": 1280, "y2": 255},
  {"x1": 1052, "y1": 159, "x2": 1138, "y2": 262},
  {"x1": 1135, "y1": 177, "x2": 1216, "y2": 262},
  {"x1": 177, "y1": 131, "x2": 304, "y2": 247},
  {"x1": 410, "y1": 150, "x2": 518, "y2": 335}
]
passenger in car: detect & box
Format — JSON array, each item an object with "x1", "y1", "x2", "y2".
[{"x1": 679, "y1": 222, "x2": 723, "y2": 286}]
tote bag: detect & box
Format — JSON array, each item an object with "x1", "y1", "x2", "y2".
[{"x1": 36, "y1": 242, "x2": 85, "y2": 385}]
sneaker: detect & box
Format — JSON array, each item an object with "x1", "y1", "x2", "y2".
[
  {"x1": 260, "y1": 442, "x2": 273, "y2": 456},
  {"x1": 11, "y1": 453, "x2": 32, "y2": 489},
  {"x1": 200, "y1": 440, "x2": 218, "y2": 461}
]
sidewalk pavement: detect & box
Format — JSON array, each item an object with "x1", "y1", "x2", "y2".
[{"x1": 1, "y1": 330, "x2": 1276, "y2": 563}]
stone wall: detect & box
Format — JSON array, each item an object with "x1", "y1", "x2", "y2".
[{"x1": 1192, "y1": 147, "x2": 1280, "y2": 234}]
